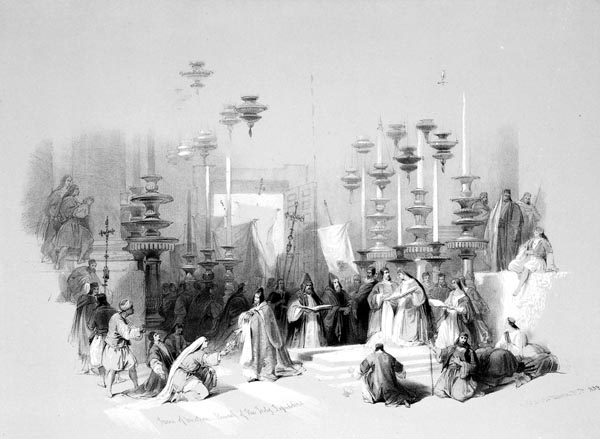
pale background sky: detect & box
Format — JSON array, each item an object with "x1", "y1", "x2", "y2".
[{"x1": 1, "y1": 0, "x2": 600, "y2": 437}]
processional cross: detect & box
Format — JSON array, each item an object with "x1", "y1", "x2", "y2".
[
  {"x1": 283, "y1": 201, "x2": 305, "y2": 284},
  {"x1": 99, "y1": 216, "x2": 115, "y2": 294}
]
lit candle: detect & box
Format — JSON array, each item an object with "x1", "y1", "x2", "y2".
[
  {"x1": 462, "y1": 92, "x2": 470, "y2": 175},
  {"x1": 417, "y1": 129, "x2": 424, "y2": 188},
  {"x1": 432, "y1": 159, "x2": 439, "y2": 242},
  {"x1": 397, "y1": 173, "x2": 403, "y2": 245},
  {"x1": 376, "y1": 120, "x2": 383, "y2": 164},
  {"x1": 226, "y1": 155, "x2": 232, "y2": 246}
]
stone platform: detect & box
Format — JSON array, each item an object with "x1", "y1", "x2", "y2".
[{"x1": 290, "y1": 344, "x2": 442, "y2": 391}]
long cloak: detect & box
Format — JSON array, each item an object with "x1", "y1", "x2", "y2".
[
  {"x1": 65, "y1": 266, "x2": 101, "y2": 303},
  {"x1": 360, "y1": 350, "x2": 415, "y2": 405},
  {"x1": 434, "y1": 343, "x2": 479, "y2": 402},
  {"x1": 318, "y1": 286, "x2": 350, "y2": 346},
  {"x1": 239, "y1": 302, "x2": 303, "y2": 380},
  {"x1": 353, "y1": 279, "x2": 377, "y2": 343},
  {"x1": 485, "y1": 198, "x2": 524, "y2": 271},
  {"x1": 366, "y1": 281, "x2": 397, "y2": 343},
  {"x1": 392, "y1": 278, "x2": 431, "y2": 345},
  {"x1": 68, "y1": 294, "x2": 97, "y2": 362},
  {"x1": 286, "y1": 292, "x2": 326, "y2": 349},
  {"x1": 127, "y1": 342, "x2": 175, "y2": 398}
]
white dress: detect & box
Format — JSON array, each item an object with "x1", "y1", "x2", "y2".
[
  {"x1": 434, "y1": 290, "x2": 469, "y2": 349},
  {"x1": 391, "y1": 279, "x2": 429, "y2": 346}
]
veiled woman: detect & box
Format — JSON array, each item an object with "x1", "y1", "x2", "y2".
[
  {"x1": 37, "y1": 174, "x2": 73, "y2": 263},
  {"x1": 156, "y1": 336, "x2": 226, "y2": 403},
  {"x1": 238, "y1": 287, "x2": 303, "y2": 382},
  {"x1": 126, "y1": 332, "x2": 175, "y2": 398},
  {"x1": 434, "y1": 278, "x2": 477, "y2": 349}
]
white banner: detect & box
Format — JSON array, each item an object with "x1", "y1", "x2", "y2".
[{"x1": 317, "y1": 223, "x2": 359, "y2": 278}]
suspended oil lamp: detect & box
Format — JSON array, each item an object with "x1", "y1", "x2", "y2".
[
  {"x1": 386, "y1": 123, "x2": 407, "y2": 148},
  {"x1": 394, "y1": 146, "x2": 421, "y2": 181},
  {"x1": 429, "y1": 131, "x2": 458, "y2": 173},
  {"x1": 176, "y1": 141, "x2": 194, "y2": 160},
  {"x1": 341, "y1": 167, "x2": 361, "y2": 203},
  {"x1": 193, "y1": 130, "x2": 218, "y2": 160},
  {"x1": 352, "y1": 136, "x2": 375, "y2": 155},
  {"x1": 179, "y1": 61, "x2": 213, "y2": 94},
  {"x1": 235, "y1": 95, "x2": 268, "y2": 137},
  {"x1": 416, "y1": 119, "x2": 437, "y2": 143},
  {"x1": 219, "y1": 104, "x2": 241, "y2": 138}
]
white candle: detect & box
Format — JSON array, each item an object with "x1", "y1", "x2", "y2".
[
  {"x1": 417, "y1": 129, "x2": 424, "y2": 188},
  {"x1": 376, "y1": 121, "x2": 383, "y2": 164},
  {"x1": 147, "y1": 130, "x2": 155, "y2": 175},
  {"x1": 462, "y1": 92, "x2": 470, "y2": 175},
  {"x1": 361, "y1": 164, "x2": 367, "y2": 249},
  {"x1": 205, "y1": 163, "x2": 211, "y2": 248},
  {"x1": 397, "y1": 173, "x2": 402, "y2": 245},
  {"x1": 226, "y1": 155, "x2": 232, "y2": 246},
  {"x1": 433, "y1": 159, "x2": 439, "y2": 242}
]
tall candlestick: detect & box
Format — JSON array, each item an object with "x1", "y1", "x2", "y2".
[
  {"x1": 226, "y1": 155, "x2": 232, "y2": 246},
  {"x1": 417, "y1": 129, "x2": 424, "y2": 188},
  {"x1": 205, "y1": 162, "x2": 211, "y2": 248},
  {"x1": 361, "y1": 165, "x2": 367, "y2": 249},
  {"x1": 186, "y1": 189, "x2": 192, "y2": 252},
  {"x1": 397, "y1": 173, "x2": 403, "y2": 245},
  {"x1": 376, "y1": 120, "x2": 383, "y2": 164},
  {"x1": 147, "y1": 130, "x2": 156, "y2": 175},
  {"x1": 133, "y1": 135, "x2": 141, "y2": 183},
  {"x1": 433, "y1": 159, "x2": 439, "y2": 242},
  {"x1": 462, "y1": 92, "x2": 469, "y2": 175}
]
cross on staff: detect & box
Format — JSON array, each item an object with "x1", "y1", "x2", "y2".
[
  {"x1": 283, "y1": 201, "x2": 305, "y2": 286},
  {"x1": 99, "y1": 216, "x2": 115, "y2": 295}
]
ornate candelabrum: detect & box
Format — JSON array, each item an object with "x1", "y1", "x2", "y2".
[
  {"x1": 366, "y1": 121, "x2": 395, "y2": 254},
  {"x1": 350, "y1": 136, "x2": 375, "y2": 274},
  {"x1": 387, "y1": 123, "x2": 413, "y2": 271},
  {"x1": 403, "y1": 120, "x2": 435, "y2": 259},
  {"x1": 426, "y1": 130, "x2": 459, "y2": 279},
  {"x1": 126, "y1": 174, "x2": 178, "y2": 329},
  {"x1": 445, "y1": 175, "x2": 487, "y2": 280}
]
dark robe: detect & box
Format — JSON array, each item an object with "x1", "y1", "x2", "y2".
[
  {"x1": 267, "y1": 288, "x2": 288, "y2": 338},
  {"x1": 208, "y1": 290, "x2": 250, "y2": 349},
  {"x1": 474, "y1": 347, "x2": 520, "y2": 387},
  {"x1": 54, "y1": 196, "x2": 94, "y2": 257},
  {"x1": 486, "y1": 199, "x2": 524, "y2": 271},
  {"x1": 360, "y1": 350, "x2": 415, "y2": 405},
  {"x1": 65, "y1": 266, "x2": 101, "y2": 303},
  {"x1": 38, "y1": 187, "x2": 67, "y2": 261},
  {"x1": 159, "y1": 291, "x2": 178, "y2": 332},
  {"x1": 353, "y1": 278, "x2": 377, "y2": 344},
  {"x1": 318, "y1": 286, "x2": 350, "y2": 346},
  {"x1": 68, "y1": 293, "x2": 97, "y2": 364},
  {"x1": 127, "y1": 342, "x2": 175, "y2": 398},
  {"x1": 165, "y1": 333, "x2": 189, "y2": 358},
  {"x1": 239, "y1": 302, "x2": 303, "y2": 381},
  {"x1": 184, "y1": 289, "x2": 224, "y2": 341},
  {"x1": 434, "y1": 343, "x2": 479, "y2": 402}
]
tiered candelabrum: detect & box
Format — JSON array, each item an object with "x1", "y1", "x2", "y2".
[
  {"x1": 366, "y1": 121, "x2": 395, "y2": 256},
  {"x1": 387, "y1": 123, "x2": 413, "y2": 271},
  {"x1": 124, "y1": 174, "x2": 178, "y2": 328},
  {"x1": 445, "y1": 176, "x2": 487, "y2": 280},
  {"x1": 348, "y1": 136, "x2": 374, "y2": 274}
]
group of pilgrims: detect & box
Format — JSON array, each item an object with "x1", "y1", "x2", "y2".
[{"x1": 69, "y1": 261, "x2": 560, "y2": 406}]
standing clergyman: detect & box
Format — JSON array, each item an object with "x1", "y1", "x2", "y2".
[
  {"x1": 516, "y1": 192, "x2": 541, "y2": 244},
  {"x1": 485, "y1": 189, "x2": 524, "y2": 271}
]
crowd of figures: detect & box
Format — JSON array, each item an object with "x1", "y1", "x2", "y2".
[
  {"x1": 37, "y1": 174, "x2": 95, "y2": 269},
  {"x1": 67, "y1": 260, "x2": 559, "y2": 406}
]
